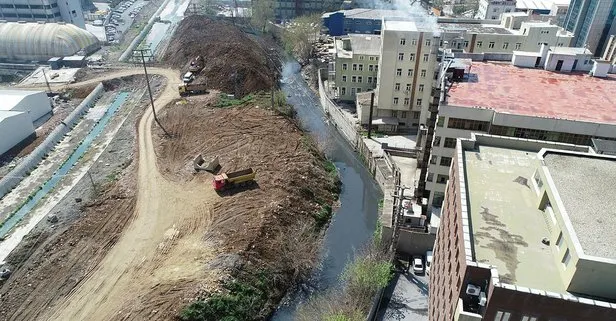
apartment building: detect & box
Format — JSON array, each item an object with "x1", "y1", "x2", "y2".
[
  {"x1": 0, "y1": 0, "x2": 85, "y2": 28},
  {"x1": 476, "y1": 0, "x2": 517, "y2": 20},
  {"x1": 332, "y1": 34, "x2": 380, "y2": 101},
  {"x1": 563, "y1": 0, "x2": 616, "y2": 55},
  {"x1": 430, "y1": 133, "x2": 616, "y2": 321},
  {"x1": 355, "y1": 18, "x2": 440, "y2": 133},
  {"x1": 274, "y1": 0, "x2": 342, "y2": 20},
  {"x1": 425, "y1": 60, "x2": 616, "y2": 208}
]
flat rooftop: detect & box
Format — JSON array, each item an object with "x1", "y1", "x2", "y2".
[
  {"x1": 439, "y1": 23, "x2": 513, "y2": 35},
  {"x1": 543, "y1": 153, "x2": 616, "y2": 259},
  {"x1": 348, "y1": 34, "x2": 381, "y2": 56},
  {"x1": 447, "y1": 62, "x2": 616, "y2": 125},
  {"x1": 383, "y1": 18, "x2": 437, "y2": 32},
  {"x1": 464, "y1": 145, "x2": 565, "y2": 293}
]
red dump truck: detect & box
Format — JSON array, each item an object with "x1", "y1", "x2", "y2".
[{"x1": 213, "y1": 168, "x2": 256, "y2": 191}]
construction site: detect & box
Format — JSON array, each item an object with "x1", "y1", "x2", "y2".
[{"x1": 0, "y1": 15, "x2": 341, "y2": 321}]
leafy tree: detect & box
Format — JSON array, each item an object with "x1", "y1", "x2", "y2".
[
  {"x1": 251, "y1": 0, "x2": 275, "y2": 32},
  {"x1": 282, "y1": 14, "x2": 321, "y2": 63}
]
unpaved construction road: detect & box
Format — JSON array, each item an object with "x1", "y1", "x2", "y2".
[{"x1": 42, "y1": 68, "x2": 223, "y2": 321}]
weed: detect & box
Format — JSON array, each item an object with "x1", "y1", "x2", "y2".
[
  {"x1": 215, "y1": 94, "x2": 254, "y2": 108},
  {"x1": 314, "y1": 204, "x2": 332, "y2": 229}
]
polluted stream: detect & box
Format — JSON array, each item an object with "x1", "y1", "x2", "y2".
[{"x1": 271, "y1": 61, "x2": 383, "y2": 319}]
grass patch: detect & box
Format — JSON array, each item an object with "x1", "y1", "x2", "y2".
[
  {"x1": 179, "y1": 271, "x2": 271, "y2": 321},
  {"x1": 314, "y1": 204, "x2": 333, "y2": 229},
  {"x1": 216, "y1": 93, "x2": 254, "y2": 108}
]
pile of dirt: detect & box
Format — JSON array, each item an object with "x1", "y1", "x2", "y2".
[
  {"x1": 153, "y1": 96, "x2": 340, "y2": 317},
  {"x1": 162, "y1": 16, "x2": 279, "y2": 97}
]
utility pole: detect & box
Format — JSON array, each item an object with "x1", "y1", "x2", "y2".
[
  {"x1": 367, "y1": 91, "x2": 375, "y2": 138},
  {"x1": 133, "y1": 49, "x2": 170, "y2": 137},
  {"x1": 41, "y1": 68, "x2": 52, "y2": 93}
]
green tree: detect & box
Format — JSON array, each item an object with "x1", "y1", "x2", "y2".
[
  {"x1": 282, "y1": 13, "x2": 321, "y2": 63},
  {"x1": 251, "y1": 0, "x2": 275, "y2": 32}
]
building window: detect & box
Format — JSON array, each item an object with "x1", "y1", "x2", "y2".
[
  {"x1": 423, "y1": 54, "x2": 429, "y2": 62},
  {"x1": 358, "y1": 64, "x2": 363, "y2": 71},
  {"x1": 369, "y1": 56, "x2": 375, "y2": 61},
  {"x1": 488, "y1": 42, "x2": 495, "y2": 48},
  {"x1": 358, "y1": 76, "x2": 363, "y2": 83},
  {"x1": 375, "y1": 65, "x2": 378, "y2": 72},
  {"x1": 352, "y1": 76, "x2": 357, "y2": 82},
  {"x1": 398, "y1": 53, "x2": 405, "y2": 60},
  {"x1": 405, "y1": 83, "x2": 411, "y2": 91},
  {"x1": 407, "y1": 69, "x2": 413, "y2": 77},
  {"x1": 495, "y1": 311, "x2": 512, "y2": 321},
  {"x1": 359, "y1": 55, "x2": 364, "y2": 60},
  {"x1": 393, "y1": 97, "x2": 399, "y2": 105},
  {"x1": 430, "y1": 156, "x2": 438, "y2": 164},
  {"x1": 396, "y1": 69, "x2": 402, "y2": 76},
  {"x1": 436, "y1": 174, "x2": 449, "y2": 184},
  {"x1": 515, "y1": 43, "x2": 521, "y2": 50},
  {"x1": 367, "y1": 76, "x2": 373, "y2": 83},
  {"x1": 395, "y1": 83, "x2": 401, "y2": 91},
  {"x1": 351, "y1": 88, "x2": 356, "y2": 95},
  {"x1": 404, "y1": 98, "x2": 410, "y2": 105},
  {"x1": 412, "y1": 111, "x2": 420, "y2": 119},
  {"x1": 437, "y1": 117, "x2": 445, "y2": 127},
  {"x1": 400, "y1": 38, "x2": 406, "y2": 45},
  {"x1": 352, "y1": 64, "x2": 357, "y2": 71},
  {"x1": 521, "y1": 317, "x2": 538, "y2": 321},
  {"x1": 427, "y1": 173, "x2": 434, "y2": 182},
  {"x1": 412, "y1": 39, "x2": 417, "y2": 45},
  {"x1": 357, "y1": 88, "x2": 362, "y2": 93},
  {"x1": 464, "y1": 40, "x2": 469, "y2": 48},
  {"x1": 432, "y1": 192, "x2": 444, "y2": 206},
  {"x1": 342, "y1": 64, "x2": 348, "y2": 70},
  {"x1": 503, "y1": 42, "x2": 509, "y2": 49},
  {"x1": 433, "y1": 136, "x2": 441, "y2": 147},
  {"x1": 401, "y1": 111, "x2": 407, "y2": 118},
  {"x1": 444, "y1": 137, "x2": 456, "y2": 148},
  {"x1": 477, "y1": 41, "x2": 483, "y2": 48},
  {"x1": 392, "y1": 110, "x2": 398, "y2": 117},
  {"x1": 556, "y1": 232, "x2": 564, "y2": 249},
  {"x1": 416, "y1": 99, "x2": 422, "y2": 106},
  {"x1": 341, "y1": 87, "x2": 346, "y2": 95},
  {"x1": 369, "y1": 65, "x2": 374, "y2": 72},
  {"x1": 562, "y1": 248, "x2": 571, "y2": 268},
  {"x1": 418, "y1": 84, "x2": 424, "y2": 92},
  {"x1": 425, "y1": 39, "x2": 431, "y2": 46},
  {"x1": 420, "y1": 69, "x2": 426, "y2": 77},
  {"x1": 342, "y1": 76, "x2": 347, "y2": 82},
  {"x1": 440, "y1": 157, "x2": 452, "y2": 167},
  {"x1": 447, "y1": 118, "x2": 489, "y2": 131},
  {"x1": 409, "y1": 53, "x2": 415, "y2": 61}
]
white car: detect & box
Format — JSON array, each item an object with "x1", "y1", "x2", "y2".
[
  {"x1": 412, "y1": 257, "x2": 424, "y2": 275},
  {"x1": 426, "y1": 250, "x2": 433, "y2": 275}
]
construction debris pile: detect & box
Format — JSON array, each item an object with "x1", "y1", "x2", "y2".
[{"x1": 163, "y1": 16, "x2": 279, "y2": 97}]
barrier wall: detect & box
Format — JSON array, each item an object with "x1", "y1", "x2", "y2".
[
  {"x1": 318, "y1": 68, "x2": 358, "y2": 147},
  {"x1": 118, "y1": 0, "x2": 173, "y2": 62},
  {"x1": 0, "y1": 83, "x2": 104, "y2": 198}
]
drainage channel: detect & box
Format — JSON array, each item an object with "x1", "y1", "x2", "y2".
[{"x1": 0, "y1": 92, "x2": 130, "y2": 238}]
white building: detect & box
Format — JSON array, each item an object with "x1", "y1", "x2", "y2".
[
  {"x1": 0, "y1": 0, "x2": 85, "y2": 28},
  {"x1": 332, "y1": 34, "x2": 381, "y2": 101},
  {"x1": 476, "y1": 0, "x2": 517, "y2": 20},
  {"x1": 0, "y1": 111, "x2": 35, "y2": 156},
  {"x1": 0, "y1": 90, "x2": 52, "y2": 123},
  {"x1": 424, "y1": 60, "x2": 616, "y2": 207},
  {"x1": 513, "y1": 43, "x2": 593, "y2": 71}
]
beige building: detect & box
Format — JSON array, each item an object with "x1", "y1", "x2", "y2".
[
  {"x1": 331, "y1": 35, "x2": 381, "y2": 101},
  {"x1": 430, "y1": 133, "x2": 616, "y2": 321},
  {"x1": 425, "y1": 60, "x2": 616, "y2": 208},
  {"x1": 476, "y1": 0, "x2": 517, "y2": 20}
]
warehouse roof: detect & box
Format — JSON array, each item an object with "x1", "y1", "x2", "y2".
[
  {"x1": 0, "y1": 21, "x2": 100, "y2": 62},
  {"x1": 0, "y1": 90, "x2": 45, "y2": 111},
  {"x1": 0, "y1": 110, "x2": 27, "y2": 123},
  {"x1": 447, "y1": 62, "x2": 616, "y2": 124}
]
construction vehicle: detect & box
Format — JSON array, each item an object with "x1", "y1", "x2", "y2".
[
  {"x1": 213, "y1": 168, "x2": 255, "y2": 191},
  {"x1": 178, "y1": 82, "x2": 208, "y2": 96},
  {"x1": 188, "y1": 55, "x2": 204, "y2": 73}
]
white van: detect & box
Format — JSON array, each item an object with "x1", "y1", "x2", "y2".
[
  {"x1": 426, "y1": 250, "x2": 433, "y2": 275},
  {"x1": 182, "y1": 72, "x2": 194, "y2": 83}
]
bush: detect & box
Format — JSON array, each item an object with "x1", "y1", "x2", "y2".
[{"x1": 314, "y1": 204, "x2": 332, "y2": 229}]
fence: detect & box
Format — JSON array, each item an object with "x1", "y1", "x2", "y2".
[{"x1": 0, "y1": 83, "x2": 104, "y2": 198}]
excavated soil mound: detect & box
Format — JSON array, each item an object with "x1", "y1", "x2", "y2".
[{"x1": 163, "y1": 16, "x2": 277, "y2": 97}]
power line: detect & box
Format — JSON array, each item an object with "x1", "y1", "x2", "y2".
[{"x1": 132, "y1": 49, "x2": 170, "y2": 137}]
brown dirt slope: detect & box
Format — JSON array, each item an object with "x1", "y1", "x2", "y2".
[
  {"x1": 162, "y1": 16, "x2": 277, "y2": 97},
  {"x1": 153, "y1": 97, "x2": 340, "y2": 317}
]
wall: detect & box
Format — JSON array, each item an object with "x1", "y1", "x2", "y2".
[
  {"x1": 0, "y1": 83, "x2": 103, "y2": 198},
  {"x1": 318, "y1": 68, "x2": 358, "y2": 146},
  {"x1": 9, "y1": 91, "x2": 52, "y2": 122},
  {"x1": 568, "y1": 257, "x2": 616, "y2": 300},
  {"x1": 0, "y1": 112, "x2": 35, "y2": 156},
  {"x1": 512, "y1": 53, "x2": 539, "y2": 67},
  {"x1": 397, "y1": 228, "x2": 435, "y2": 256},
  {"x1": 119, "y1": 0, "x2": 173, "y2": 62}
]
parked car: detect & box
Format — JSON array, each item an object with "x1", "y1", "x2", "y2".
[
  {"x1": 426, "y1": 250, "x2": 433, "y2": 275},
  {"x1": 182, "y1": 72, "x2": 194, "y2": 83},
  {"x1": 412, "y1": 256, "x2": 424, "y2": 275}
]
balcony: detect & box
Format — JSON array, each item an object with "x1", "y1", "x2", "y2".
[{"x1": 454, "y1": 298, "x2": 482, "y2": 321}]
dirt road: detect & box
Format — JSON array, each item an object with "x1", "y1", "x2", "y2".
[{"x1": 34, "y1": 68, "x2": 223, "y2": 320}]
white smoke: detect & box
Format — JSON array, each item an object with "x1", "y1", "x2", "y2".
[{"x1": 366, "y1": 0, "x2": 441, "y2": 37}]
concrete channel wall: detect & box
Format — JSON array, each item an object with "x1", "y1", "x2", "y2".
[
  {"x1": 318, "y1": 68, "x2": 359, "y2": 147},
  {"x1": 0, "y1": 83, "x2": 104, "y2": 198},
  {"x1": 118, "y1": 0, "x2": 173, "y2": 62}
]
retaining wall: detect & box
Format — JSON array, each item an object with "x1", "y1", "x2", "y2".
[
  {"x1": 318, "y1": 68, "x2": 358, "y2": 147},
  {"x1": 0, "y1": 83, "x2": 104, "y2": 198},
  {"x1": 119, "y1": 0, "x2": 173, "y2": 62}
]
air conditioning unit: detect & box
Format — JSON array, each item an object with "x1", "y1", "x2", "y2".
[
  {"x1": 466, "y1": 284, "x2": 481, "y2": 296},
  {"x1": 479, "y1": 291, "x2": 487, "y2": 306}
]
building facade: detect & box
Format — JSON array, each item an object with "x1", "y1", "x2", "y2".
[
  {"x1": 476, "y1": 0, "x2": 517, "y2": 20},
  {"x1": 430, "y1": 133, "x2": 616, "y2": 321},
  {"x1": 332, "y1": 35, "x2": 380, "y2": 101},
  {"x1": 424, "y1": 60, "x2": 616, "y2": 208},
  {"x1": 322, "y1": 8, "x2": 408, "y2": 36},
  {"x1": 274, "y1": 0, "x2": 342, "y2": 20},
  {"x1": 563, "y1": 0, "x2": 616, "y2": 55},
  {"x1": 0, "y1": 0, "x2": 85, "y2": 28}
]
